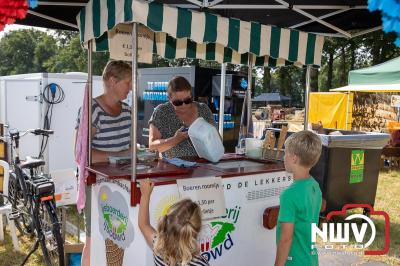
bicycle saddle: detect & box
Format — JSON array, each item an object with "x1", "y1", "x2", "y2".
[{"x1": 20, "y1": 156, "x2": 45, "y2": 169}]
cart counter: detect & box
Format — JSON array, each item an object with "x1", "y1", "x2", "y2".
[{"x1": 87, "y1": 155, "x2": 292, "y2": 266}]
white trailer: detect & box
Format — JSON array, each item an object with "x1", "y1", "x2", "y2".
[{"x1": 0, "y1": 73, "x2": 103, "y2": 205}]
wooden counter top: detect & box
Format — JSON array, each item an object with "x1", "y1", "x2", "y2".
[
  {"x1": 86, "y1": 154, "x2": 286, "y2": 206},
  {"x1": 87, "y1": 154, "x2": 285, "y2": 185}
]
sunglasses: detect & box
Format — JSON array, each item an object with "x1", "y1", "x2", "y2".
[{"x1": 171, "y1": 97, "x2": 193, "y2": 106}]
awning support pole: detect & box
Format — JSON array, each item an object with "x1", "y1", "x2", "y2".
[
  {"x1": 88, "y1": 40, "x2": 93, "y2": 165},
  {"x1": 247, "y1": 55, "x2": 253, "y2": 137},
  {"x1": 131, "y1": 23, "x2": 138, "y2": 206},
  {"x1": 218, "y1": 63, "x2": 227, "y2": 137},
  {"x1": 304, "y1": 65, "x2": 311, "y2": 130},
  {"x1": 346, "y1": 92, "x2": 350, "y2": 130}
]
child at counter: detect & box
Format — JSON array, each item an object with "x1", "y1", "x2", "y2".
[
  {"x1": 139, "y1": 179, "x2": 210, "y2": 266},
  {"x1": 274, "y1": 131, "x2": 322, "y2": 266}
]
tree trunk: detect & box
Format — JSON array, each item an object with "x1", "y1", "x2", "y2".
[
  {"x1": 279, "y1": 68, "x2": 290, "y2": 96},
  {"x1": 339, "y1": 45, "x2": 347, "y2": 86},
  {"x1": 310, "y1": 67, "x2": 319, "y2": 92},
  {"x1": 350, "y1": 41, "x2": 356, "y2": 70},
  {"x1": 371, "y1": 32, "x2": 382, "y2": 65},
  {"x1": 326, "y1": 51, "x2": 334, "y2": 90},
  {"x1": 263, "y1": 67, "x2": 272, "y2": 92}
]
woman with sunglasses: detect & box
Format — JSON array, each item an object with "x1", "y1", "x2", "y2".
[{"x1": 148, "y1": 76, "x2": 216, "y2": 158}]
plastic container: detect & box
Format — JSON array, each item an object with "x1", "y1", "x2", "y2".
[
  {"x1": 245, "y1": 138, "x2": 263, "y2": 159},
  {"x1": 188, "y1": 118, "x2": 224, "y2": 162},
  {"x1": 310, "y1": 129, "x2": 389, "y2": 215}
]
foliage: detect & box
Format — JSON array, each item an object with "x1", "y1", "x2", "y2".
[{"x1": 1, "y1": 28, "x2": 400, "y2": 107}]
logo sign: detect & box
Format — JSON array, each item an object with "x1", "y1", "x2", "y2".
[
  {"x1": 350, "y1": 150, "x2": 364, "y2": 184},
  {"x1": 312, "y1": 204, "x2": 390, "y2": 255},
  {"x1": 98, "y1": 186, "x2": 135, "y2": 265},
  {"x1": 391, "y1": 95, "x2": 400, "y2": 107},
  {"x1": 200, "y1": 206, "x2": 241, "y2": 261},
  {"x1": 177, "y1": 176, "x2": 226, "y2": 220},
  {"x1": 108, "y1": 24, "x2": 154, "y2": 64}
]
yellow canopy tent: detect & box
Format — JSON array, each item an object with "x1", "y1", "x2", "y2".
[{"x1": 308, "y1": 92, "x2": 353, "y2": 130}]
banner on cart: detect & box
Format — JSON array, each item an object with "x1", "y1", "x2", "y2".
[
  {"x1": 177, "y1": 176, "x2": 226, "y2": 220},
  {"x1": 108, "y1": 24, "x2": 154, "y2": 64},
  {"x1": 97, "y1": 185, "x2": 135, "y2": 266}
]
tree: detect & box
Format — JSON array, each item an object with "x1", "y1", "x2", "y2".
[
  {"x1": 0, "y1": 29, "x2": 57, "y2": 75},
  {"x1": 263, "y1": 67, "x2": 272, "y2": 93},
  {"x1": 45, "y1": 31, "x2": 109, "y2": 75}
]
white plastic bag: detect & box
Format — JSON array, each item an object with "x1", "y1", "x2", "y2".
[{"x1": 188, "y1": 118, "x2": 224, "y2": 162}]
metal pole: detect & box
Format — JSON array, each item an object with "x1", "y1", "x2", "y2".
[
  {"x1": 345, "y1": 92, "x2": 350, "y2": 130},
  {"x1": 88, "y1": 40, "x2": 93, "y2": 165},
  {"x1": 218, "y1": 63, "x2": 227, "y2": 137},
  {"x1": 247, "y1": 55, "x2": 253, "y2": 137},
  {"x1": 304, "y1": 65, "x2": 311, "y2": 130},
  {"x1": 131, "y1": 23, "x2": 138, "y2": 206}
]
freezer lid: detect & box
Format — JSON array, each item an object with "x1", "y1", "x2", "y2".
[{"x1": 319, "y1": 132, "x2": 390, "y2": 149}]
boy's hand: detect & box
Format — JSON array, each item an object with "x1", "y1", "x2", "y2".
[{"x1": 140, "y1": 178, "x2": 154, "y2": 198}]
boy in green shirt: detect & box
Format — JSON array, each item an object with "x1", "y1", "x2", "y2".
[{"x1": 275, "y1": 130, "x2": 322, "y2": 266}]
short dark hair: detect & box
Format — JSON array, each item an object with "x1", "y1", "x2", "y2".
[{"x1": 167, "y1": 76, "x2": 192, "y2": 96}]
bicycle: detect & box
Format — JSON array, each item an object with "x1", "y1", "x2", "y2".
[{"x1": 0, "y1": 128, "x2": 64, "y2": 266}]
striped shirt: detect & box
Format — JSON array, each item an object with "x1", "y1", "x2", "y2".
[
  {"x1": 76, "y1": 99, "x2": 131, "y2": 152},
  {"x1": 154, "y1": 254, "x2": 210, "y2": 266}
]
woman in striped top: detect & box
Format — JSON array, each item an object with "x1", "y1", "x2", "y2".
[
  {"x1": 139, "y1": 179, "x2": 210, "y2": 266},
  {"x1": 75, "y1": 60, "x2": 132, "y2": 266}
]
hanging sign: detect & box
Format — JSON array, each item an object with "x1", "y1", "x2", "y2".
[
  {"x1": 108, "y1": 24, "x2": 154, "y2": 64},
  {"x1": 177, "y1": 176, "x2": 226, "y2": 220}
]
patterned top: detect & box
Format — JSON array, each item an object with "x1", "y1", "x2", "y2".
[
  {"x1": 76, "y1": 99, "x2": 131, "y2": 152},
  {"x1": 154, "y1": 254, "x2": 210, "y2": 266},
  {"x1": 148, "y1": 102, "x2": 216, "y2": 158},
  {"x1": 152, "y1": 235, "x2": 210, "y2": 266}
]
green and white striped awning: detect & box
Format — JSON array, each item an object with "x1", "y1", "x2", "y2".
[{"x1": 77, "y1": 0, "x2": 324, "y2": 67}]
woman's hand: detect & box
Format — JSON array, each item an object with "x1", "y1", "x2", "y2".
[
  {"x1": 173, "y1": 127, "x2": 189, "y2": 143},
  {"x1": 140, "y1": 178, "x2": 154, "y2": 198}
]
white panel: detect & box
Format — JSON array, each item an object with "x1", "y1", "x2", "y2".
[
  {"x1": 46, "y1": 75, "x2": 103, "y2": 174},
  {"x1": 4, "y1": 79, "x2": 42, "y2": 160}
]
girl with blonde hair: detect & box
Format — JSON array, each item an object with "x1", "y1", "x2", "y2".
[{"x1": 139, "y1": 179, "x2": 210, "y2": 266}]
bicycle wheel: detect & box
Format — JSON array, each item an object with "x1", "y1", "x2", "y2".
[
  {"x1": 38, "y1": 200, "x2": 64, "y2": 266},
  {"x1": 8, "y1": 172, "x2": 34, "y2": 235}
]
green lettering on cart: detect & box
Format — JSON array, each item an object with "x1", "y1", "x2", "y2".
[{"x1": 350, "y1": 150, "x2": 364, "y2": 184}]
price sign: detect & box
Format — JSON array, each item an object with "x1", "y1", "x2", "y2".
[
  {"x1": 108, "y1": 24, "x2": 154, "y2": 64},
  {"x1": 177, "y1": 176, "x2": 226, "y2": 220}
]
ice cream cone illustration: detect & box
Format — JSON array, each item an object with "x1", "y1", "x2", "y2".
[
  {"x1": 98, "y1": 186, "x2": 134, "y2": 266},
  {"x1": 105, "y1": 238, "x2": 125, "y2": 266}
]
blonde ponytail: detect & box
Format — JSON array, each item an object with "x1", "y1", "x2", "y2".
[{"x1": 154, "y1": 199, "x2": 202, "y2": 266}]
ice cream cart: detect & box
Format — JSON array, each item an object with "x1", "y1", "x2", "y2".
[
  {"x1": 87, "y1": 156, "x2": 292, "y2": 266},
  {"x1": 75, "y1": 0, "x2": 324, "y2": 265}
]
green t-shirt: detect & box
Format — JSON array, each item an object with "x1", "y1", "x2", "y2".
[{"x1": 276, "y1": 176, "x2": 322, "y2": 266}]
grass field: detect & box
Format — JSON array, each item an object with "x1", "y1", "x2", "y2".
[
  {"x1": 356, "y1": 170, "x2": 400, "y2": 265},
  {"x1": 0, "y1": 170, "x2": 399, "y2": 265}
]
